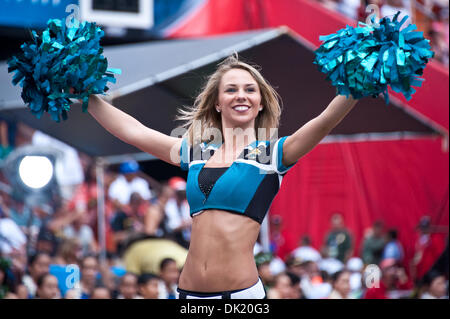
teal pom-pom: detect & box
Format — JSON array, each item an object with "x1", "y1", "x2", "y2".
[
  {"x1": 7, "y1": 18, "x2": 121, "y2": 122},
  {"x1": 314, "y1": 12, "x2": 434, "y2": 104}
]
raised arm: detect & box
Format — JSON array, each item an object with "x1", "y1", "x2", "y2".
[
  {"x1": 282, "y1": 95, "x2": 359, "y2": 166},
  {"x1": 86, "y1": 94, "x2": 182, "y2": 166}
]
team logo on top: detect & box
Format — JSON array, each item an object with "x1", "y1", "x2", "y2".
[
  {"x1": 246, "y1": 142, "x2": 268, "y2": 160},
  {"x1": 246, "y1": 147, "x2": 262, "y2": 160}
]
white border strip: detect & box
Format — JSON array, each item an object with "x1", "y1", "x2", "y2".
[
  {"x1": 99, "y1": 152, "x2": 157, "y2": 165},
  {"x1": 0, "y1": 99, "x2": 24, "y2": 111},
  {"x1": 321, "y1": 131, "x2": 442, "y2": 143},
  {"x1": 80, "y1": 0, "x2": 153, "y2": 29}
]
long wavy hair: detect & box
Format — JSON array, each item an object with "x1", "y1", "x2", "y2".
[{"x1": 176, "y1": 54, "x2": 282, "y2": 145}]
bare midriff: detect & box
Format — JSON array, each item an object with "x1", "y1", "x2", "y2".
[{"x1": 178, "y1": 209, "x2": 260, "y2": 292}]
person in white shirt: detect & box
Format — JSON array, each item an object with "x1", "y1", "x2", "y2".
[
  {"x1": 420, "y1": 270, "x2": 449, "y2": 299},
  {"x1": 21, "y1": 252, "x2": 51, "y2": 298},
  {"x1": 108, "y1": 160, "x2": 152, "y2": 209},
  {"x1": 0, "y1": 216, "x2": 26, "y2": 256},
  {"x1": 291, "y1": 235, "x2": 322, "y2": 264}
]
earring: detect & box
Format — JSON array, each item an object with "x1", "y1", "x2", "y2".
[
  {"x1": 259, "y1": 107, "x2": 263, "y2": 111},
  {"x1": 216, "y1": 108, "x2": 221, "y2": 113}
]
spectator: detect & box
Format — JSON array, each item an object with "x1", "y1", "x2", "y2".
[
  {"x1": 0, "y1": 257, "x2": 17, "y2": 299},
  {"x1": 3, "y1": 197, "x2": 42, "y2": 241},
  {"x1": 267, "y1": 272, "x2": 294, "y2": 299},
  {"x1": 382, "y1": 228, "x2": 404, "y2": 264},
  {"x1": 164, "y1": 177, "x2": 191, "y2": 249},
  {"x1": 300, "y1": 261, "x2": 333, "y2": 299},
  {"x1": 346, "y1": 257, "x2": 364, "y2": 298},
  {"x1": 52, "y1": 237, "x2": 82, "y2": 266},
  {"x1": 66, "y1": 161, "x2": 116, "y2": 254},
  {"x1": 91, "y1": 286, "x2": 112, "y2": 299},
  {"x1": 79, "y1": 255, "x2": 100, "y2": 299},
  {"x1": 117, "y1": 272, "x2": 142, "y2": 299},
  {"x1": 361, "y1": 220, "x2": 386, "y2": 265},
  {"x1": 322, "y1": 213, "x2": 353, "y2": 263},
  {"x1": 328, "y1": 270, "x2": 352, "y2": 299},
  {"x1": 144, "y1": 184, "x2": 172, "y2": 237},
  {"x1": 0, "y1": 201, "x2": 26, "y2": 257},
  {"x1": 110, "y1": 192, "x2": 146, "y2": 254},
  {"x1": 62, "y1": 209, "x2": 97, "y2": 257},
  {"x1": 411, "y1": 216, "x2": 447, "y2": 281},
  {"x1": 128, "y1": 190, "x2": 151, "y2": 226},
  {"x1": 364, "y1": 258, "x2": 413, "y2": 299},
  {"x1": 22, "y1": 252, "x2": 51, "y2": 298},
  {"x1": 419, "y1": 270, "x2": 449, "y2": 299},
  {"x1": 255, "y1": 252, "x2": 275, "y2": 291},
  {"x1": 269, "y1": 254, "x2": 287, "y2": 276},
  {"x1": 158, "y1": 258, "x2": 179, "y2": 299},
  {"x1": 286, "y1": 271, "x2": 304, "y2": 299},
  {"x1": 108, "y1": 160, "x2": 152, "y2": 209},
  {"x1": 269, "y1": 215, "x2": 296, "y2": 261},
  {"x1": 0, "y1": 119, "x2": 15, "y2": 160},
  {"x1": 64, "y1": 288, "x2": 81, "y2": 299},
  {"x1": 285, "y1": 256, "x2": 308, "y2": 280},
  {"x1": 34, "y1": 226, "x2": 59, "y2": 258},
  {"x1": 138, "y1": 273, "x2": 160, "y2": 299},
  {"x1": 319, "y1": 251, "x2": 345, "y2": 279},
  {"x1": 35, "y1": 273, "x2": 60, "y2": 299},
  {"x1": 291, "y1": 235, "x2": 321, "y2": 264}
]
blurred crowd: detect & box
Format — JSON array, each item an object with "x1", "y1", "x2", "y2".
[
  {"x1": 0, "y1": 121, "x2": 448, "y2": 299},
  {"x1": 316, "y1": 0, "x2": 450, "y2": 66},
  {"x1": 257, "y1": 213, "x2": 448, "y2": 299}
]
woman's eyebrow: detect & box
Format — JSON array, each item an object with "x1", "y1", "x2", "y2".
[{"x1": 224, "y1": 83, "x2": 257, "y2": 87}]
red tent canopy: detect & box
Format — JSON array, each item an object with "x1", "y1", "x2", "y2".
[{"x1": 161, "y1": 0, "x2": 449, "y2": 274}]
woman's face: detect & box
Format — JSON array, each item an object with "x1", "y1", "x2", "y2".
[
  {"x1": 217, "y1": 68, "x2": 262, "y2": 130},
  {"x1": 30, "y1": 254, "x2": 51, "y2": 280},
  {"x1": 334, "y1": 272, "x2": 351, "y2": 298},
  {"x1": 38, "y1": 275, "x2": 60, "y2": 299},
  {"x1": 429, "y1": 276, "x2": 447, "y2": 298}
]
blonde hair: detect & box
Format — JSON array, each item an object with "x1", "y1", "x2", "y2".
[{"x1": 176, "y1": 54, "x2": 282, "y2": 145}]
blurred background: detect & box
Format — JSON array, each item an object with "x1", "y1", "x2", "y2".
[{"x1": 0, "y1": 0, "x2": 448, "y2": 300}]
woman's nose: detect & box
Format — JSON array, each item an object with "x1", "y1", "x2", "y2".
[{"x1": 236, "y1": 88, "x2": 247, "y2": 100}]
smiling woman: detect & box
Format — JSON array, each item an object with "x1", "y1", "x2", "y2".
[
  {"x1": 75, "y1": 53, "x2": 359, "y2": 299},
  {"x1": 176, "y1": 55, "x2": 282, "y2": 148}
]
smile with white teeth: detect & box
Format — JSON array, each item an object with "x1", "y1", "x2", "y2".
[{"x1": 233, "y1": 105, "x2": 250, "y2": 112}]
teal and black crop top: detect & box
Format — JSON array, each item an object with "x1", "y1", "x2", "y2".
[{"x1": 179, "y1": 136, "x2": 297, "y2": 224}]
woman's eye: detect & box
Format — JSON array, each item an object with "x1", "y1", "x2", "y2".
[{"x1": 225, "y1": 88, "x2": 255, "y2": 92}]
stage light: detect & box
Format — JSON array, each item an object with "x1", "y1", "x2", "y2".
[
  {"x1": 18, "y1": 155, "x2": 54, "y2": 189},
  {"x1": 0, "y1": 145, "x2": 62, "y2": 207}
]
